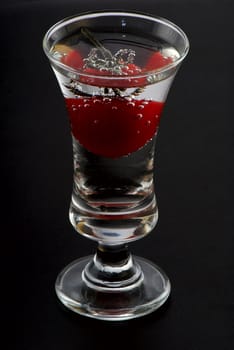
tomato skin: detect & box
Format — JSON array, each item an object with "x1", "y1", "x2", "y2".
[
  {"x1": 145, "y1": 51, "x2": 173, "y2": 71},
  {"x1": 61, "y1": 50, "x2": 83, "y2": 70}
]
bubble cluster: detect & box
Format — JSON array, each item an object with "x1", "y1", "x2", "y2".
[{"x1": 83, "y1": 47, "x2": 136, "y2": 75}]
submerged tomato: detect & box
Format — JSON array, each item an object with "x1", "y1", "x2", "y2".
[{"x1": 66, "y1": 97, "x2": 164, "y2": 158}]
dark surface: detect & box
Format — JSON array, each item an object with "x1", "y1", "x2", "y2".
[{"x1": 1, "y1": 1, "x2": 234, "y2": 349}]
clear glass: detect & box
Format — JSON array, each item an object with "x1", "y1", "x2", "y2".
[{"x1": 43, "y1": 11, "x2": 189, "y2": 321}]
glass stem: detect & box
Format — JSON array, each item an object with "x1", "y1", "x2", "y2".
[{"x1": 83, "y1": 243, "x2": 143, "y2": 289}]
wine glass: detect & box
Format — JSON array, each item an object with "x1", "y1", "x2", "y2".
[{"x1": 43, "y1": 11, "x2": 189, "y2": 321}]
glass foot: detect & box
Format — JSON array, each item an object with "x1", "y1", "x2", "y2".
[{"x1": 55, "y1": 255, "x2": 171, "y2": 321}]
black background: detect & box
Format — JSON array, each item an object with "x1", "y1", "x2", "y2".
[{"x1": 1, "y1": 1, "x2": 234, "y2": 349}]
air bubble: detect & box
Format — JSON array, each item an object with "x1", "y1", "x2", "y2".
[
  {"x1": 93, "y1": 99, "x2": 101, "y2": 104},
  {"x1": 93, "y1": 120, "x2": 99, "y2": 124},
  {"x1": 137, "y1": 130, "x2": 140, "y2": 134},
  {"x1": 136, "y1": 114, "x2": 143, "y2": 119},
  {"x1": 142, "y1": 101, "x2": 149, "y2": 105},
  {"x1": 103, "y1": 97, "x2": 111, "y2": 103},
  {"x1": 84, "y1": 104, "x2": 90, "y2": 108},
  {"x1": 112, "y1": 106, "x2": 118, "y2": 110},
  {"x1": 94, "y1": 99, "x2": 101, "y2": 104},
  {"x1": 155, "y1": 114, "x2": 159, "y2": 119},
  {"x1": 138, "y1": 105, "x2": 144, "y2": 109},
  {"x1": 146, "y1": 120, "x2": 151, "y2": 126},
  {"x1": 127, "y1": 102, "x2": 135, "y2": 107}
]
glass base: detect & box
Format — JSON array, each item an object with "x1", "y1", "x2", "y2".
[{"x1": 55, "y1": 255, "x2": 171, "y2": 321}]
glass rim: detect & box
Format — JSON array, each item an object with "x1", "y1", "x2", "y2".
[{"x1": 43, "y1": 10, "x2": 189, "y2": 80}]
